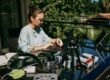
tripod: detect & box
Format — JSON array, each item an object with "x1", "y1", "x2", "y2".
[
  {"x1": 61, "y1": 30, "x2": 82, "y2": 80},
  {"x1": 68, "y1": 39, "x2": 82, "y2": 70}
]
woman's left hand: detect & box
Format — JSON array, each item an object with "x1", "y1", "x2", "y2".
[
  {"x1": 56, "y1": 38, "x2": 63, "y2": 47},
  {"x1": 49, "y1": 38, "x2": 63, "y2": 48}
]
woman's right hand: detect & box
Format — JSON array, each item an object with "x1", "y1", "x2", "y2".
[
  {"x1": 32, "y1": 42, "x2": 54, "y2": 51},
  {"x1": 43, "y1": 42, "x2": 55, "y2": 50}
]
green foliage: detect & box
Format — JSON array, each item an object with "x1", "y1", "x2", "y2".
[{"x1": 31, "y1": 0, "x2": 110, "y2": 41}]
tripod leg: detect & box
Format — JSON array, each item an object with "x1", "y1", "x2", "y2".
[{"x1": 75, "y1": 48, "x2": 82, "y2": 68}]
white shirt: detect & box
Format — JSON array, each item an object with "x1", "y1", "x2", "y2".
[{"x1": 18, "y1": 24, "x2": 51, "y2": 53}]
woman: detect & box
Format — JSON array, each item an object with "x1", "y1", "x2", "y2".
[{"x1": 18, "y1": 6, "x2": 63, "y2": 55}]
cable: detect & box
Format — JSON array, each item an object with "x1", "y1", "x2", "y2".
[{"x1": 1, "y1": 72, "x2": 10, "y2": 80}]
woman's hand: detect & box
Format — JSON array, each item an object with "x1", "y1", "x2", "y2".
[
  {"x1": 56, "y1": 38, "x2": 63, "y2": 47},
  {"x1": 32, "y1": 42, "x2": 54, "y2": 51},
  {"x1": 43, "y1": 42, "x2": 55, "y2": 50},
  {"x1": 49, "y1": 38, "x2": 63, "y2": 47},
  {"x1": 31, "y1": 38, "x2": 63, "y2": 53}
]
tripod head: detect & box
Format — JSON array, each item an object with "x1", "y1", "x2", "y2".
[{"x1": 68, "y1": 39, "x2": 77, "y2": 48}]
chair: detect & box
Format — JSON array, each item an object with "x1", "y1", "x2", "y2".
[{"x1": 83, "y1": 30, "x2": 109, "y2": 62}]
